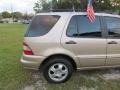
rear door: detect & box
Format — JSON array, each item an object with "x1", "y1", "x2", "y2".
[
  {"x1": 61, "y1": 15, "x2": 107, "y2": 67},
  {"x1": 105, "y1": 16, "x2": 120, "y2": 65}
]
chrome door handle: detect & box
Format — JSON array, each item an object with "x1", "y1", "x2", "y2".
[
  {"x1": 65, "y1": 41, "x2": 77, "y2": 44},
  {"x1": 108, "y1": 41, "x2": 118, "y2": 44}
]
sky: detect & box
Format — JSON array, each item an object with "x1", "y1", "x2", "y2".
[{"x1": 0, "y1": 0, "x2": 38, "y2": 14}]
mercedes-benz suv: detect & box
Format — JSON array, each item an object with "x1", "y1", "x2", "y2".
[{"x1": 21, "y1": 12, "x2": 120, "y2": 83}]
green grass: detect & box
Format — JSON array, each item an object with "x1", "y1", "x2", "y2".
[
  {"x1": 0, "y1": 24, "x2": 34, "y2": 90},
  {"x1": 46, "y1": 70, "x2": 120, "y2": 90},
  {"x1": 1, "y1": 23, "x2": 120, "y2": 90}
]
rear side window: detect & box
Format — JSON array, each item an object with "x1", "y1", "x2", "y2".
[
  {"x1": 105, "y1": 17, "x2": 120, "y2": 38},
  {"x1": 25, "y1": 15, "x2": 60, "y2": 37},
  {"x1": 67, "y1": 15, "x2": 101, "y2": 38},
  {"x1": 67, "y1": 16, "x2": 78, "y2": 37}
]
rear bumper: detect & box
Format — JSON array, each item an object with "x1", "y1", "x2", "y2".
[{"x1": 21, "y1": 54, "x2": 46, "y2": 70}]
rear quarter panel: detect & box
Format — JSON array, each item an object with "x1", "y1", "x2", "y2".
[{"x1": 24, "y1": 13, "x2": 79, "y2": 67}]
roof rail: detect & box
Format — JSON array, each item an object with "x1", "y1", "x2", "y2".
[
  {"x1": 37, "y1": 9, "x2": 83, "y2": 13},
  {"x1": 37, "y1": 9, "x2": 119, "y2": 15},
  {"x1": 97, "y1": 10, "x2": 119, "y2": 15}
]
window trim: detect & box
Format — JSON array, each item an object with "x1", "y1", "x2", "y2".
[
  {"x1": 66, "y1": 15, "x2": 79, "y2": 37},
  {"x1": 66, "y1": 15, "x2": 105, "y2": 38}
]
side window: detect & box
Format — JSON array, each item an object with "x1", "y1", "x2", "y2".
[
  {"x1": 77, "y1": 16, "x2": 101, "y2": 38},
  {"x1": 67, "y1": 16, "x2": 78, "y2": 37},
  {"x1": 67, "y1": 15, "x2": 102, "y2": 38},
  {"x1": 105, "y1": 17, "x2": 120, "y2": 38}
]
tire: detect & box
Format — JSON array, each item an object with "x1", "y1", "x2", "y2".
[{"x1": 43, "y1": 56, "x2": 74, "y2": 83}]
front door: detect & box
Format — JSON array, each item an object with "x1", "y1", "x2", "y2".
[
  {"x1": 61, "y1": 15, "x2": 106, "y2": 67},
  {"x1": 105, "y1": 17, "x2": 120, "y2": 65}
]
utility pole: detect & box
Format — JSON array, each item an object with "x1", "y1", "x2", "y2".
[
  {"x1": 10, "y1": 0, "x2": 14, "y2": 21},
  {"x1": 50, "y1": 0, "x2": 53, "y2": 12}
]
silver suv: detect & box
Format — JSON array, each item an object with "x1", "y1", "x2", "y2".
[{"x1": 21, "y1": 12, "x2": 120, "y2": 83}]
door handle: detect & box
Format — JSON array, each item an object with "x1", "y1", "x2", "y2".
[
  {"x1": 108, "y1": 41, "x2": 118, "y2": 44},
  {"x1": 65, "y1": 41, "x2": 77, "y2": 44}
]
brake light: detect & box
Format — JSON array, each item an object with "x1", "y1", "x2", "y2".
[{"x1": 23, "y1": 43, "x2": 33, "y2": 55}]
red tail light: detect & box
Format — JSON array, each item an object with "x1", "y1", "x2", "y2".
[{"x1": 23, "y1": 43, "x2": 33, "y2": 55}]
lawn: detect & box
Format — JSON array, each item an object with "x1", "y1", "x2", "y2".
[
  {"x1": 0, "y1": 24, "x2": 32, "y2": 90},
  {"x1": 1, "y1": 23, "x2": 120, "y2": 90}
]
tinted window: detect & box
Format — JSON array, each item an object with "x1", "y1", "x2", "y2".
[
  {"x1": 67, "y1": 16, "x2": 78, "y2": 37},
  {"x1": 77, "y1": 16, "x2": 101, "y2": 37},
  {"x1": 105, "y1": 17, "x2": 120, "y2": 38},
  {"x1": 67, "y1": 15, "x2": 101, "y2": 38},
  {"x1": 25, "y1": 15, "x2": 60, "y2": 37}
]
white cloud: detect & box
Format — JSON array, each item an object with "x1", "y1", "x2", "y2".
[{"x1": 0, "y1": 0, "x2": 38, "y2": 14}]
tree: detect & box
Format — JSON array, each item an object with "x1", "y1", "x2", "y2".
[
  {"x1": 22, "y1": 13, "x2": 34, "y2": 20},
  {"x1": 0, "y1": 14, "x2": 3, "y2": 20},
  {"x1": 2, "y1": 11, "x2": 11, "y2": 18},
  {"x1": 11, "y1": 12, "x2": 22, "y2": 20},
  {"x1": 33, "y1": 0, "x2": 50, "y2": 13},
  {"x1": 33, "y1": 0, "x2": 120, "y2": 14},
  {"x1": 111, "y1": 0, "x2": 120, "y2": 14}
]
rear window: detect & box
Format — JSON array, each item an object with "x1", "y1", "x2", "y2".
[{"x1": 25, "y1": 15, "x2": 60, "y2": 37}]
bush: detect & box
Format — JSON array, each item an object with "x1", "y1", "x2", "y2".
[{"x1": 0, "y1": 21, "x2": 4, "y2": 23}]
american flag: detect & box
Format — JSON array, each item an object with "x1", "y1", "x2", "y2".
[{"x1": 87, "y1": 0, "x2": 95, "y2": 22}]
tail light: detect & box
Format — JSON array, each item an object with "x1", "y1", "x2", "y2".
[{"x1": 23, "y1": 42, "x2": 33, "y2": 55}]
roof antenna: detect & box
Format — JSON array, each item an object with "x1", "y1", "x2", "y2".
[
  {"x1": 72, "y1": 4, "x2": 75, "y2": 12},
  {"x1": 72, "y1": 0, "x2": 75, "y2": 12}
]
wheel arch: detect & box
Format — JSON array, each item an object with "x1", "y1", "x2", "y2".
[{"x1": 39, "y1": 54, "x2": 77, "y2": 71}]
